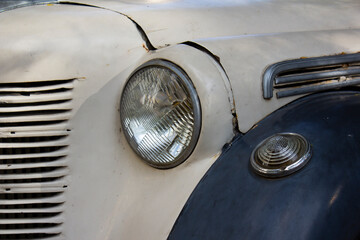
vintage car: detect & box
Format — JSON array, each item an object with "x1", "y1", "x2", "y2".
[{"x1": 1, "y1": 0, "x2": 360, "y2": 239}]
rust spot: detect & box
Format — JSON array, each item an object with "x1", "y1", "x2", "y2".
[
  {"x1": 300, "y1": 52, "x2": 354, "y2": 60},
  {"x1": 212, "y1": 152, "x2": 221, "y2": 161},
  {"x1": 142, "y1": 44, "x2": 149, "y2": 52}
]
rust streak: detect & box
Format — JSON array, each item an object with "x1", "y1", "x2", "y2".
[{"x1": 142, "y1": 43, "x2": 149, "y2": 52}]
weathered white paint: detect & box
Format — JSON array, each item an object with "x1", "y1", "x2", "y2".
[
  {"x1": 78, "y1": 44, "x2": 234, "y2": 240},
  {"x1": 1, "y1": 1, "x2": 360, "y2": 239},
  {"x1": 196, "y1": 30, "x2": 360, "y2": 132},
  {"x1": 59, "y1": 0, "x2": 360, "y2": 132},
  {"x1": 0, "y1": 4, "x2": 234, "y2": 239},
  {"x1": 60, "y1": 0, "x2": 360, "y2": 49}
]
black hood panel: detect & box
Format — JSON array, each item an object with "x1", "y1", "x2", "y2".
[{"x1": 169, "y1": 91, "x2": 360, "y2": 240}]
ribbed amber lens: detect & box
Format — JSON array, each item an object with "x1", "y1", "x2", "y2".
[{"x1": 120, "y1": 60, "x2": 201, "y2": 168}]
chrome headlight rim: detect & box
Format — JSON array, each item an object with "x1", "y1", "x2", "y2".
[{"x1": 120, "y1": 59, "x2": 202, "y2": 169}]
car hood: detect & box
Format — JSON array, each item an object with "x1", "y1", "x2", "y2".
[
  {"x1": 60, "y1": 0, "x2": 360, "y2": 48},
  {"x1": 62, "y1": 0, "x2": 360, "y2": 132}
]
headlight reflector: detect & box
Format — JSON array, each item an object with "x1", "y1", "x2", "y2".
[{"x1": 120, "y1": 60, "x2": 201, "y2": 168}]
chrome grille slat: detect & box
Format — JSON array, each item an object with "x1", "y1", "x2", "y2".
[
  {"x1": 0, "y1": 205, "x2": 64, "y2": 214},
  {"x1": 0, "y1": 82, "x2": 74, "y2": 93},
  {"x1": 0, "y1": 92, "x2": 72, "y2": 104},
  {"x1": 0, "y1": 194, "x2": 65, "y2": 205},
  {"x1": 0, "y1": 178, "x2": 67, "y2": 187},
  {"x1": 0, "y1": 139, "x2": 68, "y2": 148},
  {"x1": 0, "y1": 112, "x2": 71, "y2": 123},
  {"x1": 277, "y1": 77, "x2": 360, "y2": 98},
  {"x1": 0, "y1": 226, "x2": 63, "y2": 235},
  {"x1": 0, "y1": 150, "x2": 68, "y2": 160},
  {"x1": 275, "y1": 65, "x2": 360, "y2": 85},
  {"x1": 0, "y1": 182, "x2": 68, "y2": 192},
  {"x1": 0, "y1": 102, "x2": 72, "y2": 113},
  {"x1": 0, "y1": 185, "x2": 66, "y2": 193},
  {"x1": 263, "y1": 53, "x2": 360, "y2": 99},
  {"x1": 0, "y1": 216, "x2": 64, "y2": 225},
  {"x1": 0, "y1": 79, "x2": 74, "y2": 239},
  {"x1": 0, "y1": 123, "x2": 70, "y2": 133},
  {"x1": 0, "y1": 159, "x2": 68, "y2": 170},
  {"x1": 0, "y1": 131, "x2": 69, "y2": 138},
  {"x1": 0, "y1": 166, "x2": 68, "y2": 180},
  {"x1": 0, "y1": 146, "x2": 67, "y2": 156}
]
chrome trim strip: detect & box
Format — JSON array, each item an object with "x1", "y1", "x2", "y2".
[
  {"x1": 262, "y1": 53, "x2": 360, "y2": 99},
  {"x1": 277, "y1": 77, "x2": 360, "y2": 98},
  {"x1": 275, "y1": 67, "x2": 360, "y2": 85}
]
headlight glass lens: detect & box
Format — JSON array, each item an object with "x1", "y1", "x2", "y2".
[{"x1": 120, "y1": 60, "x2": 201, "y2": 168}]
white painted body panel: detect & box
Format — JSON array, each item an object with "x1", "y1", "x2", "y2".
[
  {"x1": 61, "y1": 0, "x2": 360, "y2": 131},
  {"x1": 0, "y1": 4, "x2": 233, "y2": 239},
  {"x1": 196, "y1": 30, "x2": 360, "y2": 131},
  {"x1": 63, "y1": 0, "x2": 360, "y2": 49},
  {"x1": 69, "y1": 45, "x2": 234, "y2": 240},
  {"x1": 1, "y1": 1, "x2": 360, "y2": 239}
]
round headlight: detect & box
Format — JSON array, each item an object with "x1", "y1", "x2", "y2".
[{"x1": 120, "y1": 60, "x2": 201, "y2": 169}]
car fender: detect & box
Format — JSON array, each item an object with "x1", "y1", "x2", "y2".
[{"x1": 169, "y1": 91, "x2": 360, "y2": 240}]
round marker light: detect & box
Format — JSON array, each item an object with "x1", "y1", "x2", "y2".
[
  {"x1": 250, "y1": 133, "x2": 311, "y2": 178},
  {"x1": 120, "y1": 60, "x2": 201, "y2": 169}
]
